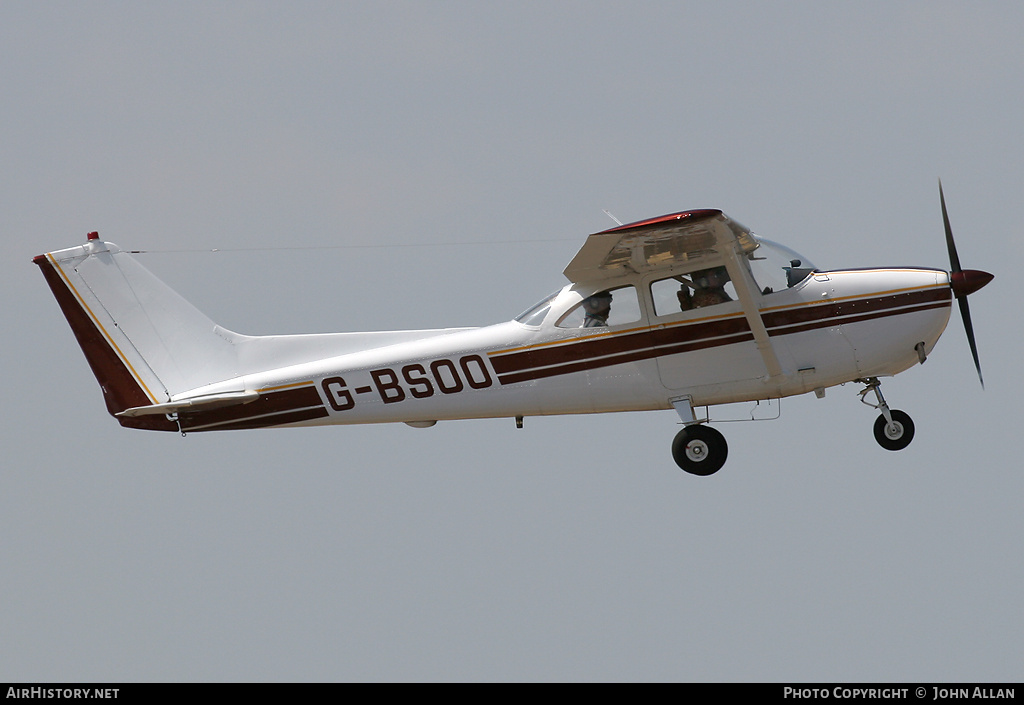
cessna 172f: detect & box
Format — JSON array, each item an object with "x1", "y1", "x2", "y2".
[{"x1": 33, "y1": 185, "x2": 992, "y2": 475}]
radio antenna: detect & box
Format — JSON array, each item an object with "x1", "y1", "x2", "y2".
[{"x1": 602, "y1": 209, "x2": 623, "y2": 226}]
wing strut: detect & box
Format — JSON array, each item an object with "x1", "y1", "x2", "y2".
[{"x1": 718, "y1": 233, "x2": 784, "y2": 380}]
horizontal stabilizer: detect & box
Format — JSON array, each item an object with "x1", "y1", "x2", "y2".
[{"x1": 116, "y1": 390, "x2": 260, "y2": 418}]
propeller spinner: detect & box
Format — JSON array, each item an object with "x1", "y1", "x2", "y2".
[{"x1": 939, "y1": 180, "x2": 994, "y2": 387}]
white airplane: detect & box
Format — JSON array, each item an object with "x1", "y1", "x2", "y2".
[{"x1": 33, "y1": 185, "x2": 992, "y2": 475}]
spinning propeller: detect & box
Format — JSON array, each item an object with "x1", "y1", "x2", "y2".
[{"x1": 939, "y1": 180, "x2": 994, "y2": 387}]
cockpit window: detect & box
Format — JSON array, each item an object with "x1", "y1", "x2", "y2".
[
  {"x1": 650, "y1": 267, "x2": 737, "y2": 317},
  {"x1": 514, "y1": 289, "x2": 561, "y2": 326},
  {"x1": 556, "y1": 285, "x2": 641, "y2": 328},
  {"x1": 747, "y1": 237, "x2": 817, "y2": 294}
]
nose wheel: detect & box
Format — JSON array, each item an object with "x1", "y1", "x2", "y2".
[
  {"x1": 672, "y1": 424, "x2": 728, "y2": 475},
  {"x1": 872, "y1": 409, "x2": 915, "y2": 451},
  {"x1": 859, "y1": 378, "x2": 915, "y2": 451}
]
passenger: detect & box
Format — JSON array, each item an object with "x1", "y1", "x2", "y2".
[
  {"x1": 581, "y1": 291, "x2": 613, "y2": 327},
  {"x1": 691, "y1": 267, "x2": 732, "y2": 308}
]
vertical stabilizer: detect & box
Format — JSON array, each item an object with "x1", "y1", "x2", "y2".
[{"x1": 34, "y1": 235, "x2": 241, "y2": 426}]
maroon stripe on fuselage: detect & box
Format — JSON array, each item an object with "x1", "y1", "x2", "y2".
[
  {"x1": 491, "y1": 286, "x2": 951, "y2": 384},
  {"x1": 184, "y1": 406, "x2": 330, "y2": 432},
  {"x1": 762, "y1": 286, "x2": 950, "y2": 331},
  {"x1": 496, "y1": 329, "x2": 755, "y2": 385},
  {"x1": 179, "y1": 385, "x2": 326, "y2": 432},
  {"x1": 767, "y1": 301, "x2": 951, "y2": 337},
  {"x1": 491, "y1": 316, "x2": 751, "y2": 377}
]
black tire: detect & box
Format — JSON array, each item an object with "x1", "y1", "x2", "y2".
[
  {"x1": 873, "y1": 410, "x2": 915, "y2": 451},
  {"x1": 672, "y1": 425, "x2": 728, "y2": 476}
]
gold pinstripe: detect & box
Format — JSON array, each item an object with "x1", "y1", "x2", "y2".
[
  {"x1": 759, "y1": 281, "x2": 946, "y2": 313},
  {"x1": 257, "y1": 381, "x2": 315, "y2": 392},
  {"x1": 47, "y1": 253, "x2": 159, "y2": 403},
  {"x1": 489, "y1": 280, "x2": 949, "y2": 358}
]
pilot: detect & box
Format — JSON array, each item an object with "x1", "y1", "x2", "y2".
[
  {"x1": 677, "y1": 284, "x2": 694, "y2": 311},
  {"x1": 691, "y1": 267, "x2": 732, "y2": 308},
  {"x1": 581, "y1": 291, "x2": 613, "y2": 327}
]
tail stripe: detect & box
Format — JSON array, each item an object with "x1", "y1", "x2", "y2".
[
  {"x1": 35, "y1": 253, "x2": 159, "y2": 414},
  {"x1": 49, "y1": 254, "x2": 161, "y2": 402},
  {"x1": 52, "y1": 254, "x2": 162, "y2": 402}
]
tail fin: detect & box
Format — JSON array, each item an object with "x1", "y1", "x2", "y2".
[{"x1": 34, "y1": 234, "x2": 240, "y2": 429}]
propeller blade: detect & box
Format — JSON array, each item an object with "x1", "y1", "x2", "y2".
[
  {"x1": 957, "y1": 296, "x2": 985, "y2": 388},
  {"x1": 938, "y1": 180, "x2": 992, "y2": 388},
  {"x1": 939, "y1": 179, "x2": 962, "y2": 273}
]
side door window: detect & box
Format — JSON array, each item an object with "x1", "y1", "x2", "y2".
[
  {"x1": 556, "y1": 285, "x2": 642, "y2": 329},
  {"x1": 650, "y1": 267, "x2": 737, "y2": 318}
]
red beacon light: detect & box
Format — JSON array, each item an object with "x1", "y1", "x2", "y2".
[{"x1": 87, "y1": 232, "x2": 99, "y2": 241}]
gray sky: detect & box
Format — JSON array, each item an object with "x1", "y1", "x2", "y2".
[{"x1": 3, "y1": 1, "x2": 1021, "y2": 682}]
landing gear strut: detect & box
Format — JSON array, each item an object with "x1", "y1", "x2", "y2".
[
  {"x1": 858, "y1": 377, "x2": 915, "y2": 451},
  {"x1": 672, "y1": 424, "x2": 728, "y2": 475}
]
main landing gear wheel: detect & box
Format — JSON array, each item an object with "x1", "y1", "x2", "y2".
[
  {"x1": 873, "y1": 410, "x2": 915, "y2": 451},
  {"x1": 672, "y1": 425, "x2": 728, "y2": 476}
]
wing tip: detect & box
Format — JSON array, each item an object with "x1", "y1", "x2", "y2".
[{"x1": 594, "y1": 208, "x2": 723, "y2": 236}]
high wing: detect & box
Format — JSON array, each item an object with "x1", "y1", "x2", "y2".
[
  {"x1": 563, "y1": 209, "x2": 760, "y2": 283},
  {"x1": 565, "y1": 208, "x2": 783, "y2": 378}
]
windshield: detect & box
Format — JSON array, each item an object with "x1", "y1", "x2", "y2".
[
  {"x1": 514, "y1": 288, "x2": 562, "y2": 326},
  {"x1": 747, "y1": 237, "x2": 818, "y2": 293}
]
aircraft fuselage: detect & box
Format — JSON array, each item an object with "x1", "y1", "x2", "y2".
[{"x1": 157, "y1": 267, "x2": 952, "y2": 433}]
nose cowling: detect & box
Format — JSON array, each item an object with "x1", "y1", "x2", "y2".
[{"x1": 950, "y1": 269, "x2": 994, "y2": 299}]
